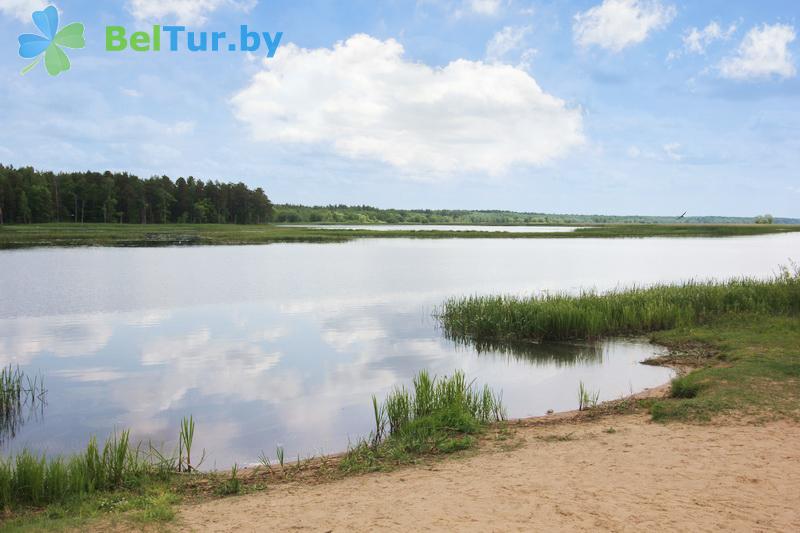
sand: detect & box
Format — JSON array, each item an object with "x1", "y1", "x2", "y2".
[{"x1": 177, "y1": 413, "x2": 800, "y2": 532}]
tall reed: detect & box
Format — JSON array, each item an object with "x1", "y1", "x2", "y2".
[
  {"x1": 0, "y1": 417, "x2": 201, "y2": 510},
  {"x1": 179, "y1": 415, "x2": 199, "y2": 472},
  {"x1": 0, "y1": 365, "x2": 47, "y2": 444},
  {"x1": 577, "y1": 381, "x2": 600, "y2": 411},
  {"x1": 373, "y1": 370, "x2": 504, "y2": 445},
  {"x1": 0, "y1": 430, "x2": 146, "y2": 509},
  {"x1": 343, "y1": 371, "x2": 505, "y2": 472},
  {"x1": 438, "y1": 265, "x2": 800, "y2": 343}
]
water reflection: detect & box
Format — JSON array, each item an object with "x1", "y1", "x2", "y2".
[
  {"x1": 0, "y1": 301, "x2": 670, "y2": 466},
  {"x1": 1, "y1": 400, "x2": 45, "y2": 446},
  {"x1": 2, "y1": 234, "x2": 795, "y2": 466},
  {"x1": 0, "y1": 374, "x2": 47, "y2": 446},
  {"x1": 452, "y1": 337, "x2": 605, "y2": 367}
]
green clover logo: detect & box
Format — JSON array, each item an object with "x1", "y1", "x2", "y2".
[{"x1": 18, "y1": 5, "x2": 85, "y2": 76}]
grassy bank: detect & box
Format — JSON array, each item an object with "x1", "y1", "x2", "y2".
[
  {"x1": 1, "y1": 223, "x2": 799, "y2": 249},
  {"x1": 439, "y1": 266, "x2": 800, "y2": 423},
  {"x1": 645, "y1": 314, "x2": 800, "y2": 421}
]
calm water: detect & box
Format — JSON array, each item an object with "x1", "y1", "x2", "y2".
[
  {"x1": 285, "y1": 224, "x2": 583, "y2": 232},
  {"x1": 1, "y1": 233, "x2": 797, "y2": 467}
]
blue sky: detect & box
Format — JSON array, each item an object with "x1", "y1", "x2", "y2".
[{"x1": 0, "y1": 0, "x2": 798, "y2": 216}]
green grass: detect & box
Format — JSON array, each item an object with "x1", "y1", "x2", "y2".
[
  {"x1": 0, "y1": 429, "x2": 187, "y2": 531},
  {"x1": 1, "y1": 222, "x2": 798, "y2": 249},
  {"x1": 0, "y1": 417, "x2": 202, "y2": 529},
  {"x1": 438, "y1": 265, "x2": 800, "y2": 343},
  {"x1": 647, "y1": 314, "x2": 800, "y2": 421},
  {"x1": 216, "y1": 464, "x2": 241, "y2": 496},
  {"x1": 0, "y1": 430, "x2": 156, "y2": 510},
  {"x1": 340, "y1": 370, "x2": 505, "y2": 474},
  {"x1": 0, "y1": 484, "x2": 180, "y2": 532}
]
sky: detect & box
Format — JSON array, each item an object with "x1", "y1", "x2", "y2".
[{"x1": 0, "y1": 0, "x2": 798, "y2": 217}]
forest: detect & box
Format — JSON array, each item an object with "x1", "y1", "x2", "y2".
[
  {"x1": 0, "y1": 165, "x2": 273, "y2": 225},
  {"x1": 1, "y1": 165, "x2": 794, "y2": 227},
  {"x1": 271, "y1": 204, "x2": 793, "y2": 225}
]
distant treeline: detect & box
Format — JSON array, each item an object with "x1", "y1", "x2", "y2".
[
  {"x1": 1, "y1": 165, "x2": 794, "y2": 226},
  {"x1": 273, "y1": 204, "x2": 797, "y2": 225},
  {"x1": 0, "y1": 166, "x2": 273, "y2": 224}
]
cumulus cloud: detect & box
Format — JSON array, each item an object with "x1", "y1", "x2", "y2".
[
  {"x1": 486, "y1": 25, "x2": 532, "y2": 62},
  {"x1": 444, "y1": 0, "x2": 504, "y2": 18},
  {"x1": 719, "y1": 23, "x2": 796, "y2": 80},
  {"x1": 683, "y1": 22, "x2": 737, "y2": 54},
  {"x1": 466, "y1": 0, "x2": 502, "y2": 15},
  {"x1": 231, "y1": 34, "x2": 584, "y2": 176},
  {"x1": 667, "y1": 21, "x2": 737, "y2": 61},
  {"x1": 573, "y1": 0, "x2": 676, "y2": 52},
  {"x1": 127, "y1": 0, "x2": 257, "y2": 25},
  {"x1": 0, "y1": 0, "x2": 47, "y2": 22}
]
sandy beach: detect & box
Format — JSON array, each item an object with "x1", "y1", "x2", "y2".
[{"x1": 176, "y1": 410, "x2": 800, "y2": 532}]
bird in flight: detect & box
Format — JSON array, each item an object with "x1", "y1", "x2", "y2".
[{"x1": 677, "y1": 211, "x2": 687, "y2": 219}]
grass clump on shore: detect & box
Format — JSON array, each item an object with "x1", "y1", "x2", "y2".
[
  {"x1": 341, "y1": 370, "x2": 505, "y2": 473},
  {"x1": 0, "y1": 430, "x2": 162, "y2": 510},
  {"x1": 0, "y1": 415, "x2": 207, "y2": 530},
  {"x1": 438, "y1": 264, "x2": 800, "y2": 343}
]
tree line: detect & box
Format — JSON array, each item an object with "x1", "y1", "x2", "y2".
[
  {"x1": 0, "y1": 165, "x2": 273, "y2": 225},
  {"x1": 272, "y1": 204, "x2": 792, "y2": 225}
]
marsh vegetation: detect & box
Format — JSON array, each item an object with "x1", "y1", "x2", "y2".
[
  {"x1": 438, "y1": 264, "x2": 800, "y2": 343},
  {"x1": 0, "y1": 366, "x2": 46, "y2": 446},
  {"x1": 439, "y1": 264, "x2": 800, "y2": 422},
  {"x1": 2, "y1": 222, "x2": 800, "y2": 249}
]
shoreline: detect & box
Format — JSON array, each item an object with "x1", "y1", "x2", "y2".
[
  {"x1": 175, "y1": 386, "x2": 800, "y2": 532},
  {"x1": 224, "y1": 344, "x2": 683, "y2": 482},
  {"x1": 2, "y1": 223, "x2": 800, "y2": 250}
]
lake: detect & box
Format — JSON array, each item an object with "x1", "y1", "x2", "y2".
[
  {"x1": 283, "y1": 224, "x2": 583, "y2": 232},
  {"x1": 1, "y1": 233, "x2": 797, "y2": 467}
]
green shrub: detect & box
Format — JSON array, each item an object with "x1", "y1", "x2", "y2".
[{"x1": 670, "y1": 377, "x2": 702, "y2": 399}]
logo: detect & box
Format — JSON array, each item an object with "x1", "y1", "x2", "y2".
[
  {"x1": 14, "y1": 5, "x2": 280, "y2": 77},
  {"x1": 105, "y1": 26, "x2": 282, "y2": 56},
  {"x1": 18, "y1": 5, "x2": 85, "y2": 76}
]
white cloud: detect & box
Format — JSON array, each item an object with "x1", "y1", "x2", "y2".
[
  {"x1": 231, "y1": 34, "x2": 584, "y2": 177},
  {"x1": 0, "y1": 0, "x2": 47, "y2": 22},
  {"x1": 683, "y1": 22, "x2": 737, "y2": 54},
  {"x1": 573, "y1": 0, "x2": 676, "y2": 52},
  {"x1": 486, "y1": 25, "x2": 532, "y2": 63},
  {"x1": 719, "y1": 23, "x2": 796, "y2": 80},
  {"x1": 447, "y1": 0, "x2": 504, "y2": 18},
  {"x1": 518, "y1": 5, "x2": 535, "y2": 16},
  {"x1": 467, "y1": 0, "x2": 502, "y2": 15},
  {"x1": 663, "y1": 142, "x2": 682, "y2": 161},
  {"x1": 127, "y1": 0, "x2": 257, "y2": 25},
  {"x1": 518, "y1": 48, "x2": 538, "y2": 70},
  {"x1": 667, "y1": 21, "x2": 736, "y2": 62}
]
